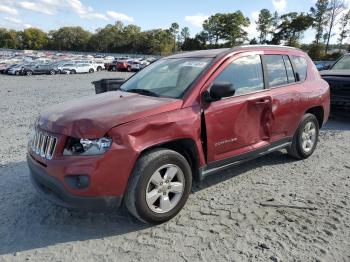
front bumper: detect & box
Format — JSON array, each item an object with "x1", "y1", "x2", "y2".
[{"x1": 27, "y1": 154, "x2": 122, "y2": 211}]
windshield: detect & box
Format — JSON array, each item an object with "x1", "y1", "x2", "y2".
[
  {"x1": 332, "y1": 55, "x2": 350, "y2": 70},
  {"x1": 120, "y1": 57, "x2": 212, "y2": 98}
]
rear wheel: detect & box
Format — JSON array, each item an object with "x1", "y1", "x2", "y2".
[
  {"x1": 26, "y1": 71, "x2": 33, "y2": 76},
  {"x1": 288, "y1": 113, "x2": 319, "y2": 159},
  {"x1": 97, "y1": 66, "x2": 102, "y2": 71},
  {"x1": 89, "y1": 68, "x2": 94, "y2": 73},
  {"x1": 125, "y1": 149, "x2": 192, "y2": 224},
  {"x1": 49, "y1": 70, "x2": 55, "y2": 75},
  {"x1": 71, "y1": 69, "x2": 76, "y2": 74}
]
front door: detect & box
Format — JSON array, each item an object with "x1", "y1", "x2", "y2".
[{"x1": 203, "y1": 53, "x2": 274, "y2": 164}]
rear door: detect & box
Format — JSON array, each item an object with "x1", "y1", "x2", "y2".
[
  {"x1": 203, "y1": 52, "x2": 274, "y2": 163},
  {"x1": 262, "y1": 53, "x2": 302, "y2": 140}
]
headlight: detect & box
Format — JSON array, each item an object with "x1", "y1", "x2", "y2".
[{"x1": 63, "y1": 137, "x2": 112, "y2": 156}]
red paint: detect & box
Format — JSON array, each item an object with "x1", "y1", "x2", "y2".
[{"x1": 29, "y1": 46, "x2": 330, "y2": 200}]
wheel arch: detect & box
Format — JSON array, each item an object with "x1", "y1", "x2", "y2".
[
  {"x1": 138, "y1": 138, "x2": 201, "y2": 181},
  {"x1": 305, "y1": 106, "x2": 324, "y2": 128}
]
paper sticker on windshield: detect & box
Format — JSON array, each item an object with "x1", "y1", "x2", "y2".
[{"x1": 182, "y1": 61, "x2": 207, "y2": 68}]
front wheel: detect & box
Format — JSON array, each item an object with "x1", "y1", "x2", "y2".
[
  {"x1": 89, "y1": 68, "x2": 94, "y2": 73},
  {"x1": 125, "y1": 149, "x2": 192, "y2": 224},
  {"x1": 49, "y1": 70, "x2": 55, "y2": 75},
  {"x1": 288, "y1": 113, "x2": 319, "y2": 159},
  {"x1": 26, "y1": 71, "x2": 33, "y2": 76},
  {"x1": 71, "y1": 69, "x2": 76, "y2": 74}
]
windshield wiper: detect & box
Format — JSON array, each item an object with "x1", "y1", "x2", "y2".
[{"x1": 126, "y1": 88, "x2": 159, "y2": 97}]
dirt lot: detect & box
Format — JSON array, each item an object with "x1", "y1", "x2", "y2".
[{"x1": 0, "y1": 72, "x2": 349, "y2": 262}]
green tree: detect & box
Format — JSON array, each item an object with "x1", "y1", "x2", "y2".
[
  {"x1": 308, "y1": 43, "x2": 326, "y2": 60},
  {"x1": 250, "y1": 38, "x2": 258, "y2": 45},
  {"x1": 195, "y1": 31, "x2": 210, "y2": 47},
  {"x1": 324, "y1": 0, "x2": 346, "y2": 53},
  {"x1": 257, "y1": 9, "x2": 273, "y2": 43},
  {"x1": 88, "y1": 24, "x2": 124, "y2": 52},
  {"x1": 179, "y1": 27, "x2": 190, "y2": 44},
  {"x1": 49, "y1": 27, "x2": 91, "y2": 51},
  {"x1": 134, "y1": 29, "x2": 173, "y2": 55},
  {"x1": 181, "y1": 37, "x2": 202, "y2": 51},
  {"x1": 338, "y1": 10, "x2": 350, "y2": 46},
  {"x1": 203, "y1": 14, "x2": 224, "y2": 44},
  {"x1": 169, "y1": 22, "x2": 179, "y2": 52},
  {"x1": 271, "y1": 12, "x2": 313, "y2": 46},
  {"x1": 271, "y1": 11, "x2": 280, "y2": 35},
  {"x1": 0, "y1": 29, "x2": 21, "y2": 49},
  {"x1": 310, "y1": 0, "x2": 329, "y2": 44},
  {"x1": 22, "y1": 28, "x2": 48, "y2": 50},
  {"x1": 203, "y1": 12, "x2": 250, "y2": 46}
]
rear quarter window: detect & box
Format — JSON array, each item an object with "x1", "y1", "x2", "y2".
[{"x1": 291, "y1": 56, "x2": 308, "y2": 82}]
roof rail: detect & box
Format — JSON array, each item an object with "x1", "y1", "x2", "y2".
[{"x1": 238, "y1": 44, "x2": 300, "y2": 50}]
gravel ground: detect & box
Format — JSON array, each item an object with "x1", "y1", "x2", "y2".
[{"x1": 0, "y1": 72, "x2": 349, "y2": 262}]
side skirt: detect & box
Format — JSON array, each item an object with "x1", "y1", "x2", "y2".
[{"x1": 199, "y1": 138, "x2": 292, "y2": 180}]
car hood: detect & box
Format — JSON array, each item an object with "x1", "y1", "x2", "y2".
[
  {"x1": 38, "y1": 91, "x2": 182, "y2": 138},
  {"x1": 320, "y1": 69, "x2": 350, "y2": 77}
]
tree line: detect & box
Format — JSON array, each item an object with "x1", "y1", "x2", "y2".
[{"x1": 0, "y1": 0, "x2": 349, "y2": 59}]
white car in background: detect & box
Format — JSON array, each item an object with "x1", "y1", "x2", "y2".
[
  {"x1": 62, "y1": 63, "x2": 95, "y2": 74},
  {"x1": 72, "y1": 60, "x2": 104, "y2": 71}
]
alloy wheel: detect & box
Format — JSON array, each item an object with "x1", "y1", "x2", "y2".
[
  {"x1": 145, "y1": 164, "x2": 185, "y2": 214},
  {"x1": 301, "y1": 121, "x2": 316, "y2": 153}
]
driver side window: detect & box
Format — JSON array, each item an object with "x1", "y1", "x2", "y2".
[{"x1": 213, "y1": 55, "x2": 264, "y2": 96}]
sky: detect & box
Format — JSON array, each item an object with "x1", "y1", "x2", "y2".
[{"x1": 0, "y1": 0, "x2": 349, "y2": 44}]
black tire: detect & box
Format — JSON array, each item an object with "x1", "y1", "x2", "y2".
[
  {"x1": 26, "y1": 71, "x2": 33, "y2": 76},
  {"x1": 71, "y1": 69, "x2": 76, "y2": 74},
  {"x1": 49, "y1": 70, "x2": 55, "y2": 75},
  {"x1": 125, "y1": 149, "x2": 192, "y2": 224},
  {"x1": 97, "y1": 66, "x2": 102, "y2": 71},
  {"x1": 89, "y1": 68, "x2": 94, "y2": 73},
  {"x1": 15, "y1": 71, "x2": 20, "y2": 76},
  {"x1": 288, "y1": 113, "x2": 319, "y2": 159}
]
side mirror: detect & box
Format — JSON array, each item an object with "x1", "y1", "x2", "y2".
[{"x1": 205, "y1": 82, "x2": 235, "y2": 102}]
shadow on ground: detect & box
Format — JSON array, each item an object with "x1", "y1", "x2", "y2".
[{"x1": 323, "y1": 115, "x2": 350, "y2": 131}]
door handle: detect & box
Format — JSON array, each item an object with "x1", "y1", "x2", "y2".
[{"x1": 253, "y1": 99, "x2": 270, "y2": 105}]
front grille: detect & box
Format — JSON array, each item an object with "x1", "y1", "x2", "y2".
[{"x1": 31, "y1": 129, "x2": 57, "y2": 160}]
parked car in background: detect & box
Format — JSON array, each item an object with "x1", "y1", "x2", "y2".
[
  {"x1": 7, "y1": 64, "x2": 29, "y2": 75},
  {"x1": 62, "y1": 63, "x2": 95, "y2": 74},
  {"x1": 116, "y1": 60, "x2": 132, "y2": 71},
  {"x1": 2, "y1": 64, "x2": 18, "y2": 74},
  {"x1": 320, "y1": 53, "x2": 350, "y2": 117},
  {"x1": 130, "y1": 61, "x2": 144, "y2": 71},
  {"x1": 89, "y1": 61, "x2": 104, "y2": 72},
  {"x1": 28, "y1": 46, "x2": 329, "y2": 224},
  {"x1": 22, "y1": 63, "x2": 61, "y2": 76},
  {"x1": 314, "y1": 61, "x2": 334, "y2": 71},
  {"x1": 105, "y1": 60, "x2": 118, "y2": 71},
  {"x1": 0, "y1": 63, "x2": 8, "y2": 73}
]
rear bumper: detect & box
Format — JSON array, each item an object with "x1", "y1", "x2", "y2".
[{"x1": 27, "y1": 154, "x2": 122, "y2": 211}]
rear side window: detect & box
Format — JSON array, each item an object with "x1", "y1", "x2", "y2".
[
  {"x1": 264, "y1": 55, "x2": 288, "y2": 87},
  {"x1": 291, "y1": 56, "x2": 308, "y2": 81},
  {"x1": 283, "y1": 55, "x2": 295, "y2": 83},
  {"x1": 213, "y1": 55, "x2": 264, "y2": 96}
]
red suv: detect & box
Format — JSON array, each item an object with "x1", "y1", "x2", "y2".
[{"x1": 28, "y1": 46, "x2": 330, "y2": 224}]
